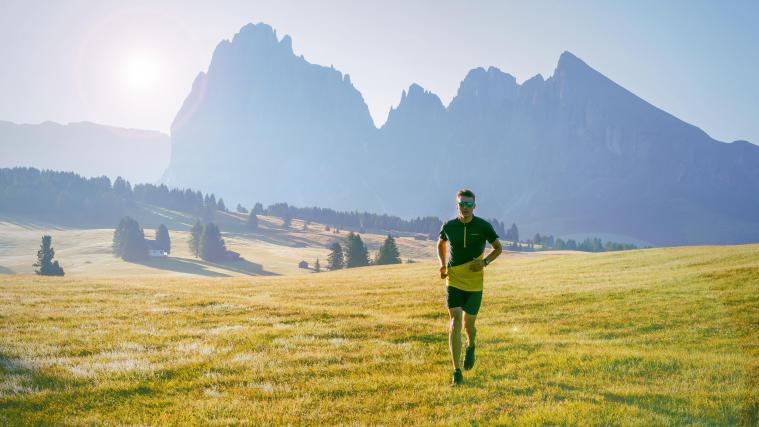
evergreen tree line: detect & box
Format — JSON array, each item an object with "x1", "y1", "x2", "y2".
[
  {"x1": 552, "y1": 237, "x2": 637, "y2": 252},
  {"x1": 1, "y1": 167, "x2": 125, "y2": 221},
  {"x1": 131, "y1": 182, "x2": 226, "y2": 217},
  {"x1": 2, "y1": 168, "x2": 637, "y2": 253},
  {"x1": 0, "y1": 167, "x2": 227, "y2": 222},
  {"x1": 262, "y1": 202, "x2": 443, "y2": 238},
  {"x1": 326, "y1": 232, "x2": 401, "y2": 270},
  {"x1": 501, "y1": 224, "x2": 638, "y2": 253}
]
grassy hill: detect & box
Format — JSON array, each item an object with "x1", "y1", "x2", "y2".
[
  {"x1": 1, "y1": 244, "x2": 757, "y2": 424},
  {"x1": 0, "y1": 207, "x2": 437, "y2": 277}
]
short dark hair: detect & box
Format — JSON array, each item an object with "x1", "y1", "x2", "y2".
[{"x1": 456, "y1": 189, "x2": 475, "y2": 201}]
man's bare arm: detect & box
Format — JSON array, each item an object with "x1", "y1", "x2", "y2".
[
  {"x1": 470, "y1": 239, "x2": 503, "y2": 272},
  {"x1": 437, "y1": 238, "x2": 448, "y2": 279},
  {"x1": 485, "y1": 239, "x2": 502, "y2": 265}
]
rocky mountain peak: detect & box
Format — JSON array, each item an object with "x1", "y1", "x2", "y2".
[
  {"x1": 457, "y1": 67, "x2": 517, "y2": 97},
  {"x1": 383, "y1": 83, "x2": 445, "y2": 130},
  {"x1": 556, "y1": 51, "x2": 592, "y2": 74}
]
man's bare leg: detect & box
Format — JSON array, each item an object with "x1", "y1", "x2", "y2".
[
  {"x1": 464, "y1": 312, "x2": 477, "y2": 347},
  {"x1": 448, "y1": 307, "x2": 464, "y2": 370},
  {"x1": 463, "y1": 312, "x2": 477, "y2": 370}
]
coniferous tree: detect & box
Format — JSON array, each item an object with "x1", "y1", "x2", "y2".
[
  {"x1": 327, "y1": 242, "x2": 344, "y2": 270},
  {"x1": 33, "y1": 235, "x2": 64, "y2": 276},
  {"x1": 555, "y1": 238, "x2": 566, "y2": 250},
  {"x1": 314, "y1": 258, "x2": 321, "y2": 273},
  {"x1": 376, "y1": 234, "x2": 401, "y2": 265},
  {"x1": 489, "y1": 218, "x2": 506, "y2": 240},
  {"x1": 344, "y1": 232, "x2": 369, "y2": 268},
  {"x1": 155, "y1": 224, "x2": 171, "y2": 254},
  {"x1": 189, "y1": 219, "x2": 203, "y2": 257},
  {"x1": 282, "y1": 213, "x2": 292, "y2": 229},
  {"x1": 199, "y1": 222, "x2": 227, "y2": 262},
  {"x1": 253, "y1": 202, "x2": 264, "y2": 214},
  {"x1": 113, "y1": 176, "x2": 133, "y2": 199},
  {"x1": 246, "y1": 212, "x2": 258, "y2": 230},
  {"x1": 217, "y1": 198, "x2": 226, "y2": 212},
  {"x1": 112, "y1": 217, "x2": 148, "y2": 261},
  {"x1": 201, "y1": 194, "x2": 217, "y2": 221},
  {"x1": 236, "y1": 204, "x2": 248, "y2": 214},
  {"x1": 506, "y1": 223, "x2": 519, "y2": 243}
]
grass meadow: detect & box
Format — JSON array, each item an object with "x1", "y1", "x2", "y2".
[
  {"x1": 1, "y1": 244, "x2": 757, "y2": 425},
  {"x1": 0, "y1": 213, "x2": 436, "y2": 277}
]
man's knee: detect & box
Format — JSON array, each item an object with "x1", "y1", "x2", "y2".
[
  {"x1": 449, "y1": 309, "x2": 463, "y2": 330},
  {"x1": 464, "y1": 314, "x2": 477, "y2": 332},
  {"x1": 465, "y1": 323, "x2": 476, "y2": 336}
]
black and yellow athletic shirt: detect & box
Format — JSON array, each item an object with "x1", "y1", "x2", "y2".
[{"x1": 438, "y1": 216, "x2": 499, "y2": 267}]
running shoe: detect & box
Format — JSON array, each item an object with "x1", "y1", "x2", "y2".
[
  {"x1": 451, "y1": 368, "x2": 463, "y2": 386},
  {"x1": 464, "y1": 345, "x2": 476, "y2": 370}
]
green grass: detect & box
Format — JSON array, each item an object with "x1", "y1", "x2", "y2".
[{"x1": 1, "y1": 245, "x2": 757, "y2": 425}]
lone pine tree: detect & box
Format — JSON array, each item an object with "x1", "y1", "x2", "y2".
[{"x1": 33, "y1": 235, "x2": 64, "y2": 276}]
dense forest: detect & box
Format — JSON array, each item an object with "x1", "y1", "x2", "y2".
[
  {"x1": 0, "y1": 167, "x2": 637, "y2": 252},
  {"x1": 0, "y1": 168, "x2": 444, "y2": 236},
  {"x1": 0, "y1": 167, "x2": 224, "y2": 223},
  {"x1": 262, "y1": 202, "x2": 447, "y2": 238}
]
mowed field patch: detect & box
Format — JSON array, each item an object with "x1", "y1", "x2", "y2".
[{"x1": 1, "y1": 245, "x2": 757, "y2": 424}]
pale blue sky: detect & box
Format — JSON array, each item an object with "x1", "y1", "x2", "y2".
[{"x1": 1, "y1": 0, "x2": 757, "y2": 144}]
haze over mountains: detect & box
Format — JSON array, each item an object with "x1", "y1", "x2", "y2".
[
  {"x1": 0, "y1": 22, "x2": 755, "y2": 247},
  {"x1": 161, "y1": 23, "x2": 759, "y2": 246},
  {"x1": 0, "y1": 120, "x2": 170, "y2": 183}
]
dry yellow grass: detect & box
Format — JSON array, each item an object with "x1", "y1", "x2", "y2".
[{"x1": 0, "y1": 244, "x2": 757, "y2": 424}]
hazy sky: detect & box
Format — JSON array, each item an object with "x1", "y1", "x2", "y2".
[{"x1": 1, "y1": 0, "x2": 757, "y2": 144}]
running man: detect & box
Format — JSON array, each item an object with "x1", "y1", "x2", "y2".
[{"x1": 438, "y1": 189, "x2": 502, "y2": 385}]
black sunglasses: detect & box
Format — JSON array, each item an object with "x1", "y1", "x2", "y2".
[{"x1": 458, "y1": 201, "x2": 474, "y2": 208}]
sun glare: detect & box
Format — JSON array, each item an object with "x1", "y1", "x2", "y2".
[{"x1": 122, "y1": 55, "x2": 159, "y2": 90}]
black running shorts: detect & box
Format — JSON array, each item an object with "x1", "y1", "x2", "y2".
[{"x1": 446, "y1": 286, "x2": 483, "y2": 315}]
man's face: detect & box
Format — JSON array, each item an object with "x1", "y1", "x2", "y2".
[{"x1": 457, "y1": 196, "x2": 475, "y2": 217}]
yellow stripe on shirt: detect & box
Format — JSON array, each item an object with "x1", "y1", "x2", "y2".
[{"x1": 446, "y1": 253, "x2": 484, "y2": 292}]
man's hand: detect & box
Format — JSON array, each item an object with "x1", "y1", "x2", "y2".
[
  {"x1": 469, "y1": 259, "x2": 485, "y2": 272},
  {"x1": 439, "y1": 265, "x2": 448, "y2": 279}
]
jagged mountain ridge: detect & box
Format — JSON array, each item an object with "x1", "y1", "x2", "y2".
[
  {"x1": 163, "y1": 23, "x2": 759, "y2": 246},
  {"x1": 164, "y1": 23, "x2": 376, "y2": 210}
]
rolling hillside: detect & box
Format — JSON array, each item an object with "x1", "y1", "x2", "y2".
[
  {"x1": 0, "y1": 244, "x2": 756, "y2": 424},
  {"x1": 0, "y1": 207, "x2": 437, "y2": 277}
]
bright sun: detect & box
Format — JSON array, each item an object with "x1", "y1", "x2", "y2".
[{"x1": 122, "y1": 55, "x2": 159, "y2": 90}]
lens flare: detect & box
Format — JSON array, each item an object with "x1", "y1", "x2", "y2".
[{"x1": 122, "y1": 55, "x2": 159, "y2": 90}]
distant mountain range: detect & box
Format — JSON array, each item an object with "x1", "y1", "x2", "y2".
[
  {"x1": 0, "y1": 120, "x2": 170, "y2": 183},
  {"x1": 161, "y1": 23, "x2": 759, "y2": 246},
  {"x1": 2, "y1": 22, "x2": 756, "y2": 246}
]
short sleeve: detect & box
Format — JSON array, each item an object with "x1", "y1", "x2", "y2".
[
  {"x1": 485, "y1": 221, "x2": 499, "y2": 243},
  {"x1": 438, "y1": 223, "x2": 448, "y2": 241}
]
